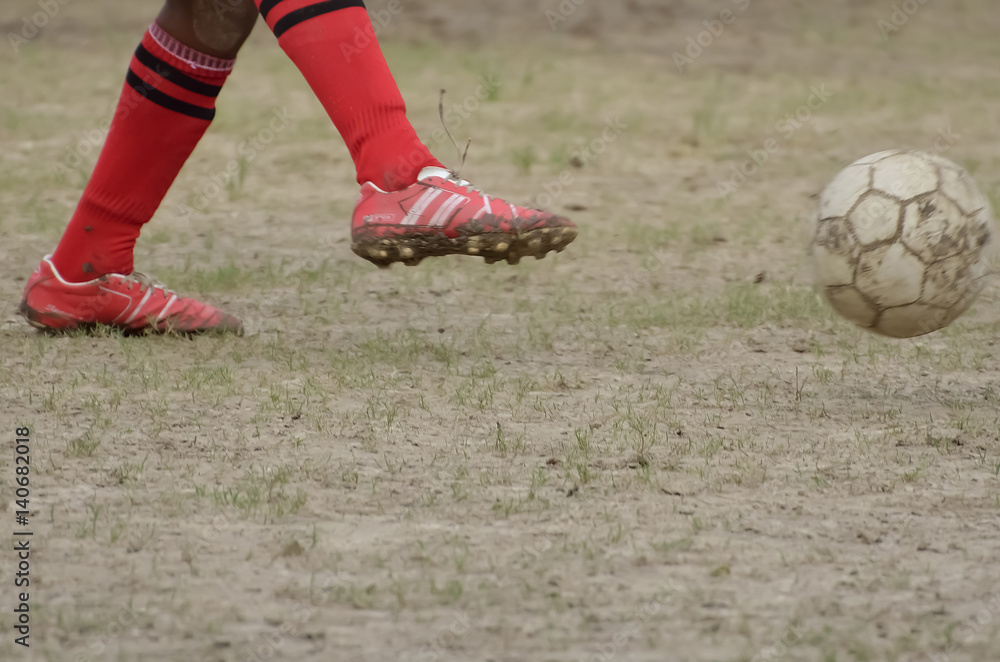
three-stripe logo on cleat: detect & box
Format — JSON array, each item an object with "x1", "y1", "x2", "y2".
[
  {"x1": 402, "y1": 188, "x2": 445, "y2": 226},
  {"x1": 399, "y1": 188, "x2": 472, "y2": 227},
  {"x1": 428, "y1": 193, "x2": 468, "y2": 227}
]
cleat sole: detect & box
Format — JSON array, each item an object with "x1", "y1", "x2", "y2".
[{"x1": 352, "y1": 225, "x2": 578, "y2": 268}]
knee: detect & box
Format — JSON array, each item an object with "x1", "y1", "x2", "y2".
[
  {"x1": 194, "y1": 0, "x2": 259, "y2": 35},
  {"x1": 161, "y1": 0, "x2": 258, "y2": 57},
  {"x1": 199, "y1": 0, "x2": 259, "y2": 34}
]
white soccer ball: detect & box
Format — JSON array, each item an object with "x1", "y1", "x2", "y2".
[{"x1": 811, "y1": 149, "x2": 996, "y2": 338}]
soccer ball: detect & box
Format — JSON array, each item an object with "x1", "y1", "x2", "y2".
[{"x1": 811, "y1": 149, "x2": 996, "y2": 338}]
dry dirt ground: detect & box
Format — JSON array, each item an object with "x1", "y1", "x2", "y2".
[{"x1": 2, "y1": 1, "x2": 1000, "y2": 661}]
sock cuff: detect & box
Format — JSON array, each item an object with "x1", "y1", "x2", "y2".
[
  {"x1": 149, "y1": 21, "x2": 236, "y2": 73},
  {"x1": 258, "y1": 0, "x2": 367, "y2": 39},
  {"x1": 129, "y1": 27, "x2": 234, "y2": 120}
]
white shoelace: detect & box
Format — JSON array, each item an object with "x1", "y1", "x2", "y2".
[
  {"x1": 444, "y1": 172, "x2": 485, "y2": 197},
  {"x1": 120, "y1": 272, "x2": 176, "y2": 299}
]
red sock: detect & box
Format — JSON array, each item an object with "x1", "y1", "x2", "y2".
[
  {"x1": 256, "y1": 0, "x2": 442, "y2": 190},
  {"x1": 51, "y1": 22, "x2": 234, "y2": 282}
]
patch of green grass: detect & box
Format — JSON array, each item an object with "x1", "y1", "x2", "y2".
[
  {"x1": 206, "y1": 464, "x2": 308, "y2": 522},
  {"x1": 67, "y1": 430, "x2": 101, "y2": 458},
  {"x1": 154, "y1": 262, "x2": 257, "y2": 293},
  {"x1": 509, "y1": 145, "x2": 538, "y2": 174}
]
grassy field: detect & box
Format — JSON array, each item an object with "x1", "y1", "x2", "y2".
[{"x1": 2, "y1": 1, "x2": 1000, "y2": 660}]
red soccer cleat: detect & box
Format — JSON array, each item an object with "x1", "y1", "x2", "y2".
[
  {"x1": 18, "y1": 257, "x2": 243, "y2": 335},
  {"x1": 351, "y1": 166, "x2": 577, "y2": 267}
]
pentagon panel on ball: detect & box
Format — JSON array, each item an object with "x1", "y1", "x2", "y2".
[{"x1": 811, "y1": 150, "x2": 996, "y2": 338}]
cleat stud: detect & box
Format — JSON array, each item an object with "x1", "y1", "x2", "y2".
[
  {"x1": 484, "y1": 257, "x2": 498, "y2": 265},
  {"x1": 399, "y1": 247, "x2": 415, "y2": 259},
  {"x1": 467, "y1": 247, "x2": 480, "y2": 255},
  {"x1": 495, "y1": 242, "x2": 510, "y2": 253},
  {"x1": 535, "y1": 253, "x2": 547, "y2": 260},
  {"x1": 507, "y1": 255, "x2": 521, "y2": 265},
  {"x1": 403, "y1": 258, "x2": 423, "y2": 267}
]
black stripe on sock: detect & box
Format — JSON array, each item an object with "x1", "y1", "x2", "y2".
[
  {"x1": 134, "y1": 45, "x2": 223, "y2": 98},
  {"x1": 258, "y1": 0, "x2": 285, "y2": 20},
  {"x1": 125, "y1": 70, "x2": 216, "y2": 121},
  {"x1": 273, "y1": 0, "x2": 366, "y2": 38}
]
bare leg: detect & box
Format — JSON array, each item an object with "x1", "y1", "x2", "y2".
[{"x1": 158, "y1": 0, "x2": 259, "y2": 59}]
